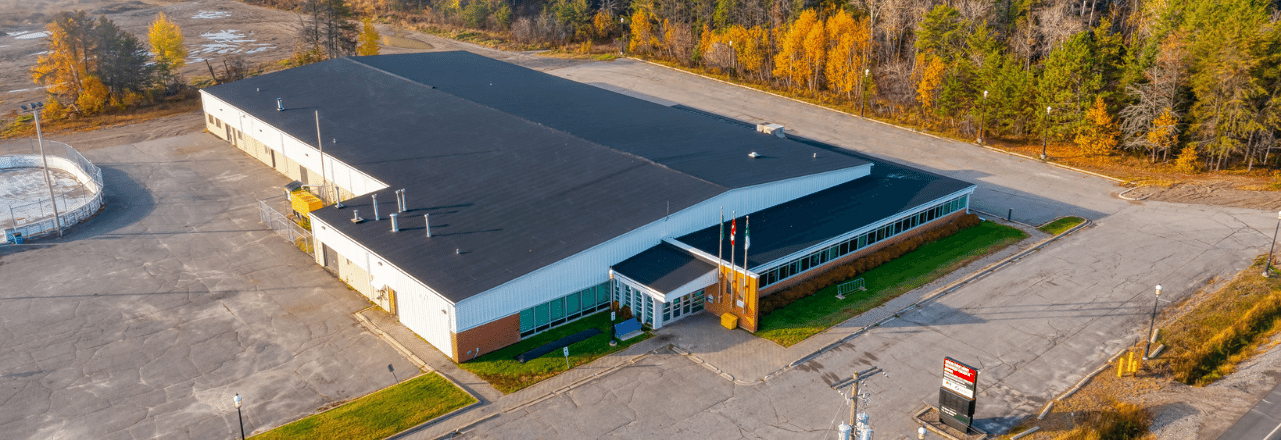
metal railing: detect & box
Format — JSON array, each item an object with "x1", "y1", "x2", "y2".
[{"x1": 1, "y1": 140, "x2": 104, "y2": 239}]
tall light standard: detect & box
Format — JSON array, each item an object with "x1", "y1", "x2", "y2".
[
  {"x1": 1041, "y1": 106, "x2": 1052, "y2": 160},
  {"x1": 233, "y1": 394, "x2": 245, "y2": 440},
  {"x1": 978, "y1": 90, "x2": 988, "y2": 144},
  {"x1": 19, "y1": 102, "x2": 62, "y2": 237},
  {"x1": 1266, "y1": 211, "x2": 1281, "y2": 277},
  {"x1": 860, "y1": 68, "x2": 869, "y2": 117},
  {"x1": 1144, "y1": 285, "x2": 1161, "y2": 359}
]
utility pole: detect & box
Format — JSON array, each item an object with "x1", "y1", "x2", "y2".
[
  {"x1": 20, "y1": 102, "x2": 61, "y2": 237},
  {"x1": 838, "y1": 367, "x2": 883, "y2": 440},
  {"x1": 1266, "y1": 211, "x2": 1281, "y2": 277}
]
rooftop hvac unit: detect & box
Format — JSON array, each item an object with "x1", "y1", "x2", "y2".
[{"x1": 756, "y1": 123, "x2": 785, "y2": 138}]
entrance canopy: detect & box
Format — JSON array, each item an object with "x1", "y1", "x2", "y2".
[{"x1": 612, "y1": 243, "x2": 717, "y2": 302}]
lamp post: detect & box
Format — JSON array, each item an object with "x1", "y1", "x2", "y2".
[
  {"x1": 233, "y1": 394, "x2": 245, "y2": 440},
  {"x1": 1041, "y1": 106, "x2": 1052, "y2": 160},
  {"x1": 1266, "y1": 211, "x2": 1281, "y2": 277},
  {"x1": 978, "y1": 90, "x2": 988, "y2": 144},
  {"x1": 1144, "y1": 285, "x2": 1161, "y2": 359},
  {"x1": 860, "y1": 68, "x2": 869, "y2": 117},
  {"x1": 19, "y1": 102, "x2": 62, "y2": 237}
]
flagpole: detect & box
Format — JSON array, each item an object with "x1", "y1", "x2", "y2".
[
  {"x1": 742, "y1": 215, "x2": 749, "y2": 307},
  {"x1": 718, "y1": 208, "x2": 724, "y2": 304},
  {"x1": 730, "y1": 211, "x2": 737, "y2": 310}
]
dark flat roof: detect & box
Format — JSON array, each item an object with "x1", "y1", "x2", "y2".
[
  {"x1": 203, "y1": 52, "x2": 869, "y2": 303},
  {"x1": 612, "y1": 243, "x2": 715, "y2": 293},
  {"x1": 675, "y1": 141, "x2": 975, "y2": 270}
]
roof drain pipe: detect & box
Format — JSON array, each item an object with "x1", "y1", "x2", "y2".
[
  {"x1": 372, "y1": 194, "x2": 380, "y2": 221},
  {"x1": 424, "y1": 214, "x2": 432, "y2": 237},
  {"x1": 396, "y1": 189, "x2": 406, "y2": 212},
  {"x1": 390, "y1": 213, "x2": 400, "y2": 232}
]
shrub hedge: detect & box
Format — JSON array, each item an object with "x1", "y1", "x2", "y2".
[{"x1": 758, "y1": 213, "x2": 982, "y2": 316}]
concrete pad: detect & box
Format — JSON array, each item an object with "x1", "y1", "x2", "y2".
[{"x1": 0, "y1": 133, "x2": 414, "y2": 439}]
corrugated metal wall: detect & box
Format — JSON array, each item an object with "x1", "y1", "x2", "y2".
[
  {"x1": 312, "y1": 216, "x2": 456, "y2": 352},
  {"x1": 453, "y1": 164, "x2": 872, "y2": 331},
  {"x1": 201, "y1": 92, "x2": 389, "y2": 198}
]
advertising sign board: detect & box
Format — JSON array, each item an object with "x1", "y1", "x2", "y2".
[{"x1": 939, "y1": 357, "x2": 979, "y2": 432}]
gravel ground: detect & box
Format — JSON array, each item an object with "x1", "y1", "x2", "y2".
[{"x1": 1127, "y1": 181, "x2": 1281, "y2": 212}]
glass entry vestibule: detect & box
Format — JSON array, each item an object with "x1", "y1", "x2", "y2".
[{"x1": 613, "y1": 278, "x2": 708, "y2": 329}]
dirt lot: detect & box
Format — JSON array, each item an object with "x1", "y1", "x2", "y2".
[
  {"x1": 1126, "y1": 181, "x2": 1281, "y2": 212},
  {"x1": 1, "y1": 0, "x2": 300, "y2": 108}
]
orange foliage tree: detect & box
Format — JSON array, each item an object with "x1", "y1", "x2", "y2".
[{"x1": 1075, "y1": 97, "x2": 1119, "y2": 156}]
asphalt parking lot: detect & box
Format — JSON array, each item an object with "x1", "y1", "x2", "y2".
[{"x1": 0, "y1": 133, "x2": 415, "y2": 439}]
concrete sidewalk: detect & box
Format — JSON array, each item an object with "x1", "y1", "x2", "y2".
[{"x1": 357, "y1": 307, "x2": 671, "y2": 439}]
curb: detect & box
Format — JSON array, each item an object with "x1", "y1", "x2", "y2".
[
  {"x1": 354, "y1": 309, "x2": 432, "y2": 372},
  {"x1": 503, "y1": 344, "x2": 665, "y2": 413},
  {"x1": 622, "y1": 57, "x2": 1126, "y2": 184},
  {"x1": 1119, "y1": 186, "x2": 1150, "y2": 201},
  {"x1": 755, "y1": 218, "x2": 1093, "y2": 382}
]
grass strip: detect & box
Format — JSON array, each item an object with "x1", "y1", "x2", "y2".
[
  {"x1": 1165, "y1": 256, "x2": 1281, "y2": 385},
  {"x1": 1038, "y1": 216, "x2": 1086, "y2": 235},
  {"x1": 251, "y1": 372, "x2": 474, "y2": 440},
  {"x1": 458, "y1": 310, "x2": 650, "y2": 393},
  {"x1": 756, "y1": 221, "x2": 1027, "y2": 347}
]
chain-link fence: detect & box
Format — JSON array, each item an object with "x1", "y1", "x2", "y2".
[
  {"x1": 258, "y1": 198, "x2": 314, "y2": 256},
  {"x1": 1, "y1": 139, "x2": 104, "y2": 240}
]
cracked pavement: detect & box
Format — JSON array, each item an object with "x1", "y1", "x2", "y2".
[
  {"x1": 0, "y1": 134, "x2": 415, "y2": 439},
  {"x1": 430, "y1": 57, "x2": 1281, "y2": 439}
]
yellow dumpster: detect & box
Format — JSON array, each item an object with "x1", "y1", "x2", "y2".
[
  {"x1": 721, "y1": 313, "x2": 739, "y2": 330},
  {"x1": 291, "y1": 191, "x2": 324, "y2": 218}
]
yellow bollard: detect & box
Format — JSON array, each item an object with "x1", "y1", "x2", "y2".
[
  {"x1": 1117, "y1": 355, "x2": 1127, "y2": 378},
  {"x1": 1129, "y1": 352, "x2": 1141, "y2": 375}
]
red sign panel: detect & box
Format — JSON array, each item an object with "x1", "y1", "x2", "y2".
[{"x1": 943, "y1": 357, "x2": 977, "y2": 384}]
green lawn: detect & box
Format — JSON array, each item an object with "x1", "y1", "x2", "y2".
[
  {"x1": 757, "y1": 221, "x2": 1027, "y2": 346},
  {"x1": 1038, "y1": 216, "x2": 1086, "y2": 235},
  {"x1": 458, "y1": 310, "x2": 650, "y2": 393},
  {"x1": 250, "y1": 372, "x2": 474, "y2": 440}
]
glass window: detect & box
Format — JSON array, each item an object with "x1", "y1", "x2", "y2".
[
  {"x1": 800, "y1": 257, "x2": 811, "y2": 271},
  {"x1": 550, "y1": 298, "x2": 565, "y2": 322},
  {"x1": 520, "y1": 308, "x2": 535, "y2": 333},
  {"x1": 692, "y1": 290, "x2": 705, "y2": 312},
  {"x1": 599, "y1": 284, "x2": 611, "y2": 308},
  {"x1": 839, "y1": 241, "x2": 850, "y2": 255},
  {"x1": 662, "y1": 302, "x2": 671, "y2": 322},
  {"x1": 566, "y1": 292, "x2": 581, "y2": 314},
  {"x1": 535, "y1": 303, "x2": 550, "y2": 326},
  {"x1": 858, "y1": 234, "x2": 867, "y2": 248}
]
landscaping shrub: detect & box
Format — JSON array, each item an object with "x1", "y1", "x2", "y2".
[{"x1": 758, "y1": 213, "x2": 981, "y2": 316}]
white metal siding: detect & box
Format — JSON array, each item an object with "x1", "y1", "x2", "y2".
[
  {"x1": 453, "y1": 164, "x2": 872, "y2": 331},
  {"x1": 312, "y1": 216, "x2": 456, "y2": 352},
  {"x1": 201, "y1": 92, "x2": 389, "y2": 197}
]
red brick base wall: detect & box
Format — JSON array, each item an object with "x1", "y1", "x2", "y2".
[{"x1": 452, "y1": 313, "x2": 521, "y2": 362}]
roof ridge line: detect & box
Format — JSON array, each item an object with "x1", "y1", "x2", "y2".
[{"x1": 346, "y1": 55, "x2": 729, "y2": 191}]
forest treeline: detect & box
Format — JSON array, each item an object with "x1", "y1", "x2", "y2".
[{"x1": 268, "y1": 0, "x2": 1281, "y2": 175}]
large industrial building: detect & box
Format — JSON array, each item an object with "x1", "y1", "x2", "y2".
[{"x1": 200, "y1": 51, "x2": 975, "y2": 361}]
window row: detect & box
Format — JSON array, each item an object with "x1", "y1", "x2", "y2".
[
  {"x1": 759, "y1": 195, "x2": 969, "y2": 288},
  {"x1": 518, "y1": 282, "x2": 612, "y2": 337}
]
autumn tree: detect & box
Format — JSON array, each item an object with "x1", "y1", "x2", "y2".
[
  {"x1": 31, "y1": 11, "x2": 151, "y2": 117},
  {"x1": 357, "y1": 18, "x2": 380, "y2": 55},
  {"x1": 774, "y1": 9, "x2": 821, "y2": 91},
  {"x1": 1075, "y1": 97, "x2": 1119, "y2": 155},
  {"x1": 824, "y1": 11, "x2": 870, "y2": 99},
  {"x1": 148, "y1": 12, "x2": 186, "y2": 90}
]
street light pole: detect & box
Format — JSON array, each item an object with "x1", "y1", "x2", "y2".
[
  {"x1": 233, "y1": 394, "x2": 245, "y2": 440},
  {"x1": 860, "y1": 68, "x2": 869, "y2": 117},
  {"x1": 20, "y1": 102, "x2": 62, "y2": 237},
  {"x1": 978, "y1": 90, "x2": 988, "y2": 144},
  {"x1": 1266, "y1": 211, "x2": 1281, "y2": 277},
  {"x1": 1144, "y1": 285, "x2": 1161, "y2": 359},
  {"x1": 1041, "y1": 106, "x2": 1051, "y2": 160}
]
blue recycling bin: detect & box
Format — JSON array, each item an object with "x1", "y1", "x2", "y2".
[{"x1": 11, "y1": 232, "x2": 22, "y2": 244}]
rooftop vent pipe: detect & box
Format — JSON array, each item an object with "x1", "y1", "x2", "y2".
[
  {"x1": 396, "y1": 189, "x2": 406, "y2": 212},
  {"x1": 390, "y1": 213, "x2": 400, "y2": 232},
  {"x1": 424, "y1": 214, "x2": 432, "y2": 237},
  {"x1": 351, "y1": 209, "x2": 363, "y2": 223},
  {"x1": 372, "y1": 194, "x2": 380, "y2": 221},
  {"x1": 748, "y1": 152, "x2": 759, "y2": 158},
  {"x1": 277, "y1": 98, "x2": 283, "y2": 111}
]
